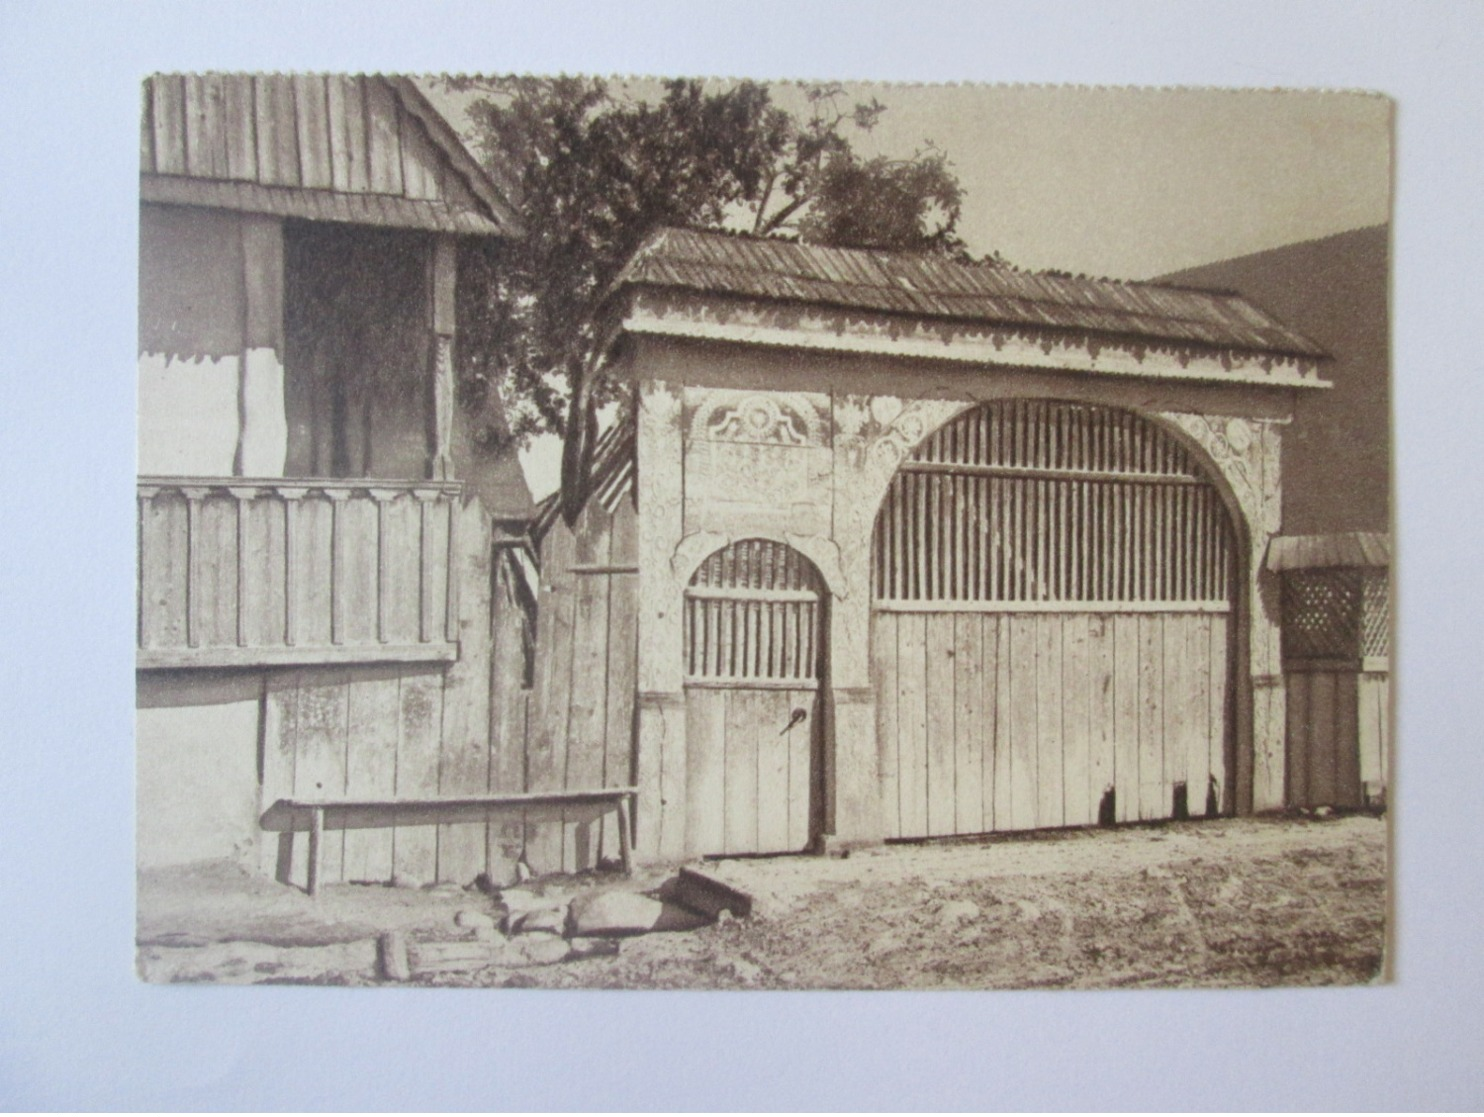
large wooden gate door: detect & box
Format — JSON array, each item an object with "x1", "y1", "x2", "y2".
[
  {"x1": 683, "y1": 539, "x2": 825, "y2": 855},
  {"x1": 870, "y1": 400, "x2": 1235, "y2": 838}
]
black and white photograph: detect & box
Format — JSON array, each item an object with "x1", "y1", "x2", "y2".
[{"x1": 134, "y1": 73, "x2": 1392, "y2": 990}]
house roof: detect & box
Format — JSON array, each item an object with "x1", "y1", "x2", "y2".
[
  {"x1": 141, "y1": 74, "x2": 521, "y2": 237},
  {"x1": 1267, "y1": 531, "x2": 1390, "y2": 571},
  {"x1": 613, "y1": 227, "x2": 1327, "y2": 360}
]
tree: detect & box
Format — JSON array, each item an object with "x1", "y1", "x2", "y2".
[{"x1": 447, "y1": 77, "x2": 968, "y2": 521}]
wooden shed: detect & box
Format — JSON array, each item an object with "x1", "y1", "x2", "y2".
[
  {"x1": 135, "y1": 74, "x2": 539, "y2": 888},
  {"x1": 524, "y1": 227, "x2": 1333, "y2": 866}
]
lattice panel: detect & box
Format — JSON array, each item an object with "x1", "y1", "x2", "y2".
[
  {"x1": 686, "y1": 539, "x2": 824, "y2": 682},
  {"x1": 1281, "y1": 569, "x2": 1362, "y2": 661},
  {"x1": 1361, "y1": 570, "x2": 1390, "y2": 658},
  {"x1": 871, "y1": 400, "x2": 1233, "y2": 604}
]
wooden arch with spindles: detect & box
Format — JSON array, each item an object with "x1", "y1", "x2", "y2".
[
  {"x1": 869, "y1": 399, "x2": 1237, "y2": 840},
  {"x1": 680, "y1": 538, "x2": 827, "y2": 857}
]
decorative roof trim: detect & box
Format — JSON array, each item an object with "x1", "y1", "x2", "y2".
[
  {"x1": 141, "y1": 173, "x2": 506, "y2": 235},
  {"x1": 621, "y1": 287, "x2": 1331, "y2": 391},
  {"x1": 384, "y1": 76, "x2": 523, "y2": 235}
]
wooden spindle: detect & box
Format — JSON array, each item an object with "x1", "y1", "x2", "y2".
[
  {"x1": 278, "y1": 486, "x2": 307, "y2": 646},
  {"x1": 227, "y1": 486, "x2": 255, "y2": 647}
]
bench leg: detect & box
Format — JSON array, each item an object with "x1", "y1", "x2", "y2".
[
  {"x1": 307, "y1": 807, "x2": 324, "y2": 897},
  {"x1": 616, "y1": 796, "x2": 633, "y2": 876}
]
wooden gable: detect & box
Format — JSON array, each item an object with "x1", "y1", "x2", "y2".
[{"x1": 141, "y1": 74, "x2": 520, "y2": 237}]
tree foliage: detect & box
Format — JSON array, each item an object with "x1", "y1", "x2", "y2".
[{"x1": 446, "y1": 76, "x2": 968, "y2": 517}]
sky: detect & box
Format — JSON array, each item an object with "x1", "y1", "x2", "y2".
[
  {"x1": 419, "y1": 77, "x2": 1392, "y2": 498},
  {"x1": 422, "y1": 78, "x2": 1392, "y2": 279}
]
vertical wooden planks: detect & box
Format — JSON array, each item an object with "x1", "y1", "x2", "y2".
[
  {"x1": 953, "y1": 613, "x2": 985, "y2": 835},
  {"x1": 924, "y1": 614, "x2": 957, "y2": 836},
  {"x1": 1185, "y1": 615, "x2": 1213, "y2": 815},
  {"x1": 786, "y1": 688, "x2": 814, "y2": 850},
  {"x1": 1136, "y1": 615, "x2": 1165, "y2": 819},
  {"x1": 1087, "y1": 616, "x2": 1116, "y2": 821},
  {"x1": 398, "y1": 110, "x2": 442, "y2": 199},
  {"x1": 873, "y1": 613, "x2": 900, "y2": 839},
  {"x1": 435, "y1": 502, "x2": 493, "y2": 884},
  {"x1": 723, "y1": 689, "x2": 760, "y2": 853},
  {"x1": 895, "y1": 613, "x2": 929, "y2": 838},
  {"x1": 363, "y1": 78, "x2": 405, "y2": 194},
  {"x1": 326, "y1": 75, "x2": 369, "y2": 193},
  {"x1": 253, "y1": 76, "x2": 301, "y2": 187},
  {"x1": 756, "y1": 688, "x2": 792, "y2": 851},
  {"x1": 342, "y1": 669, "x2": 400, "y2": 882},
  {"x1": 291, "y1": 75, "x2": 331, "y2": 189},
  {"x1": 601, "y1": 502, "x2": 640, "y2": 860},
  {"x1": 292, "y1": 670, "x2": 349, "y2": 884},
  {"x1": 487, "y1": 556, "x2": 531, "y2": 885},
  {"x1": 139, "y1": 493, "x2": 187, "y2": 649},
  {"x1": 1161, "y1": 614, "x2": 1188, "y2": 808},
  {"x1": 685, "y1": 688, "x2": 727, "y2": 856},
  {"x1": 564, "y1": 510, "x2": 613, "y2": 871},
  {"x1": 151, "y1": 76, "x2": 187, "y2": 175},
  {"x1": 1334, "y1": 671, "x2": 1362, "y2": 807},
  {"x1": 392, "y1": 666, "x2": 443, "y2": 884},
  {"x1": 1112, "y1": 615, "x2": 1140, "y2": 823},
  {"x1": 991, "y1": 615, "x2": 1013, "y2": 829},
  {"x1": 1007, "y1": 614, "x2": 1039, "y2": 830},
  {"x1": 183, "y1": 74, "x2": 229, "y2": 179},
  {"x1": 1209, "y1": 613, "x2": 1230, "y2": 810},
  {"x1": 222, "y1": 75, "x2": 257, "y2": 180},
  {"x1": 200, "y1": 495, "x2": 239, "y2": 647},
  {"x1": 1061, "y1": 613, "x2": 1092, "y2": 826},
  {"x1": 1357, "y1": 672, "x2": 1386, "y2": 794},
  {"x1": 295, "y1": 496, "x2": 334, "y2": 648},
  {"x1": 526, "y1": 521, "x2": 576, "y2": 873},
  {"x1": 259, "y1": 673, "x2": 298, "y2": 879},
  {"x1": 1034, "y1": 616, "x2": 1064, "y2": 828},
  {"x1": 1286, "y1": 671, "x2": 1311, "y2": 807},
  {"x1": 1308, "y1": 671, "x2": 1338, "y2": 806}
]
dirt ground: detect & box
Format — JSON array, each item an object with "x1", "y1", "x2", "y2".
[{"x1": 137, "y1": 813, "x2": 1387, "y2": 989}]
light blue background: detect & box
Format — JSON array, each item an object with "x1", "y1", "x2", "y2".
[{"x1": 1, "y1": 1, "x2": 1480, "y2": 1108}]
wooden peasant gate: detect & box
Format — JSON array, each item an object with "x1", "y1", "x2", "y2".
[
  {"x1": 603, "y1": 226, "x2": 1329, "y2": 863},
  {"x1": 870, "y1": 400, "x2": 1236, "y2": 840}
]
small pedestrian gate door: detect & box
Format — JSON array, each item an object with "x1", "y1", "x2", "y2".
[
  {"x1": 871, "y1": 400, "x2": 1235, "y2": 838},
  {"x1": 683, "y1": 539, "x2": 825, "y2": 855}
]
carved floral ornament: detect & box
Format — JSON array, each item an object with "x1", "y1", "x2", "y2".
[{"x1": 688, "y1": 390, "x2": 826, "y2": 447}]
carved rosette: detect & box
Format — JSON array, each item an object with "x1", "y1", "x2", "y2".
[{"x1": 1162, "y1": 412, "x2": 1282, "y2": 540}]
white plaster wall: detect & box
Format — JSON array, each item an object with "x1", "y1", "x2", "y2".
[
  {"x1": 137, "y1": 352, "x2": 240, "y2": 476},
  {"x1": 136, "y1": 687, "x2": 261, "y2": 869}
]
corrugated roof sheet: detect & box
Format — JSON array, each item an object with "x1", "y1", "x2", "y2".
[
  {"x1": 614, "y1": 227, "x2": 1327, "y2": 359},
  {"x1": 141, "y1": 175, "x2": 506, "y2": 235},
  {"x1": 1267, "y1": 531, "x2": 1390, "y2": 571}
]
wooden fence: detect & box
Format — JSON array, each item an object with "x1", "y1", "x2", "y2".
[{"x1": 521, "y1": 487, "x2": 640, "y2": 876}]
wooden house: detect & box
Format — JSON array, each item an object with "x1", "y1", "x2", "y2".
[
  {"x1": 523, "y1": 227, "x2": 1334, "y2": 869},
  {"x1": 135, "y1": 74, "x2": 540, "y2": 888}
]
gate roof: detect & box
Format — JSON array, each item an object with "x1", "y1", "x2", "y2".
[{"x1": 614, "y1": 226, "x2": 1326, "y2": 362}]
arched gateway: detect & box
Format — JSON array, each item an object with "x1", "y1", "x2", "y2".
[
  {"x1": 683, "y1": 539, "x2": 827, "y2": 855},
  {"x1": 870, "y1": 399, "x2": 1238, "y2": 837}
]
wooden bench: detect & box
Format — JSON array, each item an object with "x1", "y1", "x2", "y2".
[{"x1": 259, "y1": 787, "x2": 637, "y2": 896}]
